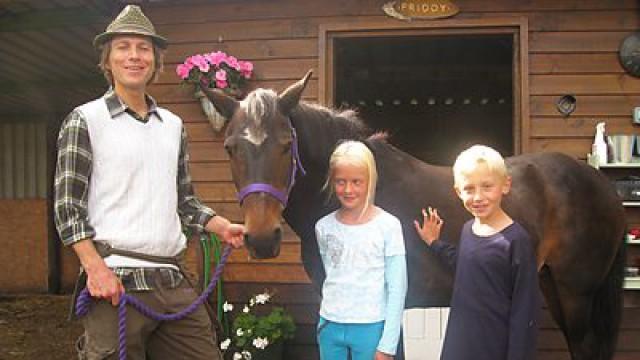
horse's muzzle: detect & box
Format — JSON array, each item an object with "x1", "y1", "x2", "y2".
[{"x1": 244, "y1": 227, "x2": 282, "y2": 259}]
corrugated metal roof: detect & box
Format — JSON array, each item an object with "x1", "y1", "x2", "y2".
[{"x1": 0, "y1": 0, "x2": 198, "y2": 119}]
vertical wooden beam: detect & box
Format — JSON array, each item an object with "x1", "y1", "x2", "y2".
[
  {"x1": 2, "y1": 123, "x2": 14, "y2": 198},
  {"x1": 0, "y1": 123, "x2": 3, "y2": 198},
  {"x1": 14, "y1": 123, "x2": 25, "y2": 199},
  {"x1": 36, "y1": 123, "x2": 47, "y2": 198},
  {"x1": 25, "y1": 123, "x2": 37, "y2": 198},
  {"x1": 47, "y1": 115, "x2": 64, "y2": 294},
  {"x1": 519, "y1": 18, "x2": 530, "y2": 154}
]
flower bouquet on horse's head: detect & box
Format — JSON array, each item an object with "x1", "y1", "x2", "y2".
[
  {"x1": 176, "y1": 50, "x2": 253, "y2": 98},
  {"x1": 219, "y1": 290, "x2": 295, "y2": 360}
]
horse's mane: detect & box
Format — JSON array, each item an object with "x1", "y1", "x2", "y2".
[
  {"x1": 244, "y1": 89, "x2": 389, "y2": 165},
  {"x1": 294, "y1": 101, "x2": 372, "y2": 140}
]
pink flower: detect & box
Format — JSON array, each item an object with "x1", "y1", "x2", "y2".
[
  {"x1": 176, "y1": 63, "x2": 193, "y2": 79},
  {"x1": 205, "y1": 51, "x2": 226, "y2": 67},
  {"x1": 238, "y1": 61, "x2": 253, "y2": 79},
  {"x1": 191, "y1": 54, "x2": 210, "y2": 73},
  {"x1": 177, "y1": 51, "x2": 249, "y2": 91},
  {"x1": 224, "y1": 55, "x2": 240, "y2": 70},
  {"x1": 215, "y1": 69, "x2": 227, "y2": 82}
]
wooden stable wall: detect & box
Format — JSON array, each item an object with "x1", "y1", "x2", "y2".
[
  {"x1": 0, "y1": 200, "x2": 48, "y2": 293},
  {"x1": 55, "y1": 1, "x2": 640, "y2": 359}
]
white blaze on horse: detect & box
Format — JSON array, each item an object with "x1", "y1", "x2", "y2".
[{"x1": 202, "y1": 72, "x2": 626, "y2": 360}]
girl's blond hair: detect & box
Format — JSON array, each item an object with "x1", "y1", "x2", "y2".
[
  {"x1": 453, "y1": 145, "x2": 508, "y2": 187},
  {"x1": 324, "y1": 141, "x2": 378, "y2": 212}
]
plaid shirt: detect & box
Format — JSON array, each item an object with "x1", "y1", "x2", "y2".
[{"x1": 55, "y1": 90, "x2": 213, "y2": 291}]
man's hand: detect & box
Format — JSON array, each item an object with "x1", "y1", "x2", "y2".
[
  {"x1": 414, "y1": 207, "x2": 444, "y2": 246},
  {"x1": 221, "y1": 223, "x2": 245, "y2": 248},
  {"x1": 85, "y1": 263, "x2": 125, "y2": 306},
  {"x1": 206, "y1": 216, "x2": 245, "y2": 248},
  {"x1": 72, "y1": 239, "x2": 125, "y2": 306}
]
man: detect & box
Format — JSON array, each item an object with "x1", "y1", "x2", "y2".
[{"x1": 54, "y1": 5, "x2": 244, "y2": 359}]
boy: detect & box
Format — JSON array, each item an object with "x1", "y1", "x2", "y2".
[{"x1": 414, "y1": 145, "x2": 539, "y2": 360}]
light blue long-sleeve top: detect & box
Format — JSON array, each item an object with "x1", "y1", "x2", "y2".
[{"x1": 315, "y1": 208, "x2": 408, "y2": 355}]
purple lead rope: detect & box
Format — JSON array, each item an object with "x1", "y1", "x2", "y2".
[{"x1": 75, "y1": 246, "x2": 232, "y2": 360}]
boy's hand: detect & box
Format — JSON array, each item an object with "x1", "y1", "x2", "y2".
[{"x1": 414, "y1": 207, "x2": 444, "y2": 246}]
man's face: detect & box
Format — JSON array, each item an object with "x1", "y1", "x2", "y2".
[{"x1": 107, "y1": 35, "x2": 155, "y2": 92}]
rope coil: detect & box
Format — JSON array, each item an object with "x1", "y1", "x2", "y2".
[{"x1": 76, "y1": 246, "x2": 232, "y2": 360}]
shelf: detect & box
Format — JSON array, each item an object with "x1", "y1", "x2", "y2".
[
  {"x1": 623, "y1": 202, "x2": 640, "y2": 207},
  {"x1": 629, "y1": 238, "x2": 640, "y2": 245},
  {"x1": 625, "y1": 276, "x2": 640, "y2": 290},
  {"x1": 599, "y1": 162, "x2": 640, "y2": 169}
]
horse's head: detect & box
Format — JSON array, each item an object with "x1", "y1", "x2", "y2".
[{"x1": 201, "y1": 71, "x2": 312, "y2": 259}]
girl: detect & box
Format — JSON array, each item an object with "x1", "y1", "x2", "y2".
[{"x1": 315, "y1": 140, "x2": 407, "y2": 360}]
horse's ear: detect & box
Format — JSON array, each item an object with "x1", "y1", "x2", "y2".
[
  {"x1": 199, "y1": 84, "x2": 239, "y2": 120},
  {"x1": 279, "y1": 70, "x2": 312, "y2": 115}
]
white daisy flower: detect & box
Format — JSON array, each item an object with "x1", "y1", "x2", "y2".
[
  {"x1": 223, "y1": 302, "x2": 233, "y2": 313},
  {"x1": 252, "y1": 337, "x2": 269, "y2": 349},
  {"x1": 255, "y1": 293, "x2": 270, "y2": 304},
  {"x1": 243, "y1": 306, "x2": 250, "y2": 313},
  {"x1": 220, "y1": 338, "x2": 231, "y2": 350},
  {"x1": 236, "y1": 328, "x2": 244, "y2": 336},
  {"x1": 242, "y1": 350, "x2": 252, "y2": 359},
  {"x1": 233, "y1": 353, "x2": 242, "y2": 360}
]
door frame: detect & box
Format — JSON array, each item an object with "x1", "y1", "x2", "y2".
[{"x1": 318, "y1": 17, "x2": 530, "y2": 154}]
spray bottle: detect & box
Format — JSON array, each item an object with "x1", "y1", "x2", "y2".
[{"x1": 593, "y1": 122, "x2": 608, "y2": 166}]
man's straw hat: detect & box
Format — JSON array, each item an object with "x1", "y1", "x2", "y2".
[{"x1": 93, "y1": 5, "x2": 168, "y2": 49}]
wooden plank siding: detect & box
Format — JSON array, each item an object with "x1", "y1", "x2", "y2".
[
  {"x1": 0, "y1": 200, "x2": 48, "y2": 292},
  {"x1": 140, "y1": 1, "x2": 640, "y2": 358}
]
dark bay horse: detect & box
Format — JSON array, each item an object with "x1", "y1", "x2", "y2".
[{"x1": 202, "y1": 72, "x2": 626, "y2": 360}]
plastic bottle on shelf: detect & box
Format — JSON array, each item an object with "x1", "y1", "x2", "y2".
[{"x1": 593, "y1": 122, "x2": 608, "y2": 166}]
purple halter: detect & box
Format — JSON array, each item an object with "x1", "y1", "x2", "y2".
[{"x1": 236, "y1": 120, "x2": 306, "y2": 206}]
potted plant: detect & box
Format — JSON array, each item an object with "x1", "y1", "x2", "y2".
[
  {"x1": 176, "y1": 51, "x2": 253, "y2": 131},
  {"x1": 219, "y1": 291, "x2": 296, "y2": 360}
]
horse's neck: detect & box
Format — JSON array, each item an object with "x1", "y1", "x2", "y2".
[{"x1": 292, "y1": 104, "x2": 364, "y2": 172}]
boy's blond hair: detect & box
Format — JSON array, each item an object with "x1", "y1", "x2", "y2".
[
  {"x1": 453, "y1": 145, "x2": 508, "y2": 187},
  {"x1": 324, "y1": 140, "x2": 378, "y2": 209}
]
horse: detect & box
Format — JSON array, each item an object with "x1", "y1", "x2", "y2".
[{"x1": 201, "y1": 72, "x2": 626, "y2": 360}]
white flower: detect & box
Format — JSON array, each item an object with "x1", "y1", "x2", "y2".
[
  {"x1": 233, "y1": 353, "x2": 242, "y2": 360},
  {"x1": 243, "y1": 306, "x2": 250, "y2": 313},
  {"x1": 236, "y1": 328, "x2": 244, "y2": 336},
  {"x1": 249, "y1": 298, "x2": 255, "y2": 307},
  {"x1": 247, "y1": 329, "x2": 252, "y2": 335},
  {"x1": 242, "y1": 350, "x2": 252, "y2": 360},
  {"x1": 223, "y1": 302, "x2": 233, "y2": 313},
  {"x1": 252, "y1": 337, "x2": 269, "y2": 349},
  {"x1": 220, "y1": 338, "x2": 231, "y2": 350},
  {"x1": 255, "y1": 293, "x2": 270, "y2": 304}
]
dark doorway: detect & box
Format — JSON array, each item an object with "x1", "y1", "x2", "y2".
[{"x1": 333, "y1": 34, "x2": 514, "y2": 165}]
